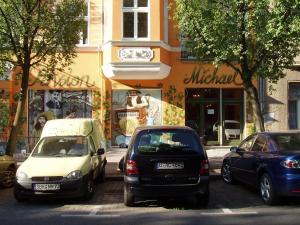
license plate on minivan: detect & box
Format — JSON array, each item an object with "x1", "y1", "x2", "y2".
[
  {"x1": 156, "y1": 162, "x2": 184, "y2": 170},
  {"x1": 33, "y1": 184, "x2": 60, "y2": 191}
]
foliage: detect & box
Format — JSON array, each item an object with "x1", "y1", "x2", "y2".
[
  {"x1": 0, "y1": 100, "x2": 9, "y2": 135},
  {"x1": 0, "y1": 0, "x2": 86, "y2": 155},
  {"x1": 174, "y1": 0, "x2": 300, "y2": 131},
  {"x1": 0, "y1": 0, "x2": 86, "y2": 79},
  {"x1": 164, "y1": 85, "x2": 185, "y2": 125}
]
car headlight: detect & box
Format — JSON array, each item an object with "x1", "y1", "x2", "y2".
[
  {"x1": 16, "y1": 171, "x2": 29, "y2": 181},
  {"x1": 65, "y1": 170, "x2": 82, "y2": 180}
]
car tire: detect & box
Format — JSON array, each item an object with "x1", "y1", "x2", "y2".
[
  {"x1": 14, "y1": 187, "x2": 26, "y2": 202},
  {"x1": 195, "y1": 187, "x2": 210, "y2": 207},
  {"x1": 260, "y1": 173, "x2": 278, "y2": 205},
  {"x1": 221, "y1": 161, "x2": 235, "y2": 184},
  {"x1": 97, "y1": 167, "x2": 105, "y2": 183},
  {"x1": 124, "y1": 187, "x2": 135, "y2": 207},
  {"x1": 83, "y1": 175, "x2": 95, "y2": 201},
  {"x1": 1, "y1": 165, "x2": 16, "y2": 188}
]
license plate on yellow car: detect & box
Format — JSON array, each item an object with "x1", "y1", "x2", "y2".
[{"x1": 33, "y1": 184, "x2": 60, "y2": 191}]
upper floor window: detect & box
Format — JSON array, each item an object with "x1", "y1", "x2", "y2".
[
  {"x1": 78, "y1": 1, "x2": 89, "y2": 45},
  {"x1": 123, "y1": 0, "x2": 149, "y2": 39}
]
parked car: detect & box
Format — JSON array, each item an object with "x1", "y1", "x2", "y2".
[
  {"x1": 221, "y1": 131, "x2": 300, "y2": 205},
  {"x1": 120, "y1": 126, "x2": 210, "y2": 207},
  {"x1": 14, "y1": 119, "x2": 107, "y2": 201},
  {"x1": 0, "y1": 142, "x2": 16, "y2": 188},
  {"x1": 213, "y1": 120, "x2": 240, "y2": 140}
]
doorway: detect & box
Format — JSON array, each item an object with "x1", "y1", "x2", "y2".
[{"x1": 185, "y1": 88, "x2": 244, "y2": 146}]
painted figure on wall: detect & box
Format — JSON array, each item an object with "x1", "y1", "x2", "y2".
[
  {"x1": 45, "y1": 90, "x2": 63, "y2": 118},
  {"x1": 112, "y1": 89, "x2": 162, "y2": 146}
]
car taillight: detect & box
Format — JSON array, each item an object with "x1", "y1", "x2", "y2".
[
  {"x1": 126, "y1": 160, "x2": 139, "y2": 175},
  {"x1": 281, "y1": 160, "x2": 300, "y2": 169},
  {"x1": 200, "y1": 159, "x2": 209, "y2": 175}
]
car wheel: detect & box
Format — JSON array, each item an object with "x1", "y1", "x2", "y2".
[
  {"x1": 83, "y1": 176, "x2": 95, "y2": 200},
  {"x1": 195, "y1": 187, "x2": 210, "y2": 207},
  {"x1": 97, "y1": 167, "x2": 105, "y2": 183},
  {"x1": 1, "y1": 166, "x2": 16, "y2": 188},
  {"x1": 124, "y1": 187, "x2": 135, "y2": 207},
  {"x1": 221, "y1": 162, "x2": 235, "y2": 184},
  {"x1": 260, "y1": 173, "x2": 278, "y2": 205},
  {"x1": 14, "y1": 187, "x2": 26, "y2": 202}
]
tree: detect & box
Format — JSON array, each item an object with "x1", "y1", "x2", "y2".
[
  {"x1": 174, "y1": 0, "x2": 300, "y2": 132},
  {"x1": 0, "y1": 0, "x2": 86, "y2": 155}
]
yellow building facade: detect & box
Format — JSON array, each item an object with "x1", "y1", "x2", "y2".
[{"x1": 0, "y1": 0, "x2": 254, "y2": 149}]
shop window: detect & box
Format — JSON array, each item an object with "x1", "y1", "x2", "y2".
[
  {"x1": 223, "y1": 89, "x2": 243, "y2": 100},
  {"x1": 78, "y1": 0, "x2": 89, "y2": 45},
  {"x1": 28, "y1": 90, "x2": 92, "y2": 147},
  {"x1": 288, "y1": 82, "x2": 300, "y2": 129},
  {"x1": 123, "y1": 0, "x2": 149, "y2": 39},
  {"x1": 186, "y1": 88, "x2": 219, "y2": 99}
]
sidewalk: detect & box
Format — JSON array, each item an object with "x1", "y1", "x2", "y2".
[{"x1": 105, "y1": 147, "x2": 230, "y2": 180}]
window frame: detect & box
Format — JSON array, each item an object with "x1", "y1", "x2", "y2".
[
  {"x1": 77, "y1": 0, "x2": 90, "y2": 46},
  {"x1": 122, "y1": 0, "x2": 150, "y2": 40}
]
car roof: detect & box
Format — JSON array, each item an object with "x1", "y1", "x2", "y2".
[
  {"x1": 41, "y1": 118, "x2": 98, "y2": 138},
  {"x1": 134, "y1": 125, "x2": 194, "y2": 133}
]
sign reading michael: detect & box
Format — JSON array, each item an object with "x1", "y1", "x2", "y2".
[{"x1": 112, "y1": 89, "x2": 162, "y2": 147}]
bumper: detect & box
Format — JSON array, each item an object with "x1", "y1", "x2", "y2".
[
  {"x1": 125, "y1": 176, "x2": 209, "y2": 198},
  {"x1": 275, "y1": 174, "x2": 300, "y2": 197},
  {"x1": 14, "y1": 175, "x2": 89, "y2": 199}
]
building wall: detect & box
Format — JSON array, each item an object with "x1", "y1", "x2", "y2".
[
  {"x1": 264, "y1": 69, "x2": 300, "y2": 131},
  {"x1": 0, "y1": 0, "x2": 254, "y2": 148}
]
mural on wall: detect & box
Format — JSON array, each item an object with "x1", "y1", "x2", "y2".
[
  {"x1": 28, "y1": 90, "x2": 92, "y2": 148},
  {"x1": 112, "y1": 89, "x2": 162, "y2": 146}
]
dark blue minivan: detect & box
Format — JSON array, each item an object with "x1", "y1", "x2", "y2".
[
  {"x1": 222, "y1": 132, "x2": 300, "y2": 205},
  {"x1": 120, "y1": 126, "x2": 210, "y2": 207}
]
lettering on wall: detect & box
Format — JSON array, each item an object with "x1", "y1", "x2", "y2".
[
  {"x1": 29, "y1": 74, "x2": 95, "y2": 88},
  {"x1": 183, "y1": 67, "x2": 243, "y2": 85}
]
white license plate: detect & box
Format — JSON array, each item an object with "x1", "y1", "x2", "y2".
[
  {"x1": 33, "y1": 184, "x2": 60, "y2": 191},
  {"x1": 156, "y1": 162, "x2": 184, "y2": 170}
]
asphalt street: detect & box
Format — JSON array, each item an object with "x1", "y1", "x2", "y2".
[{"x1": 2, "y1": 147, "x2": 300, "y2": 225}]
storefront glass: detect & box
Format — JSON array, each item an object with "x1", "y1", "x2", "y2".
[
  {"x1": 112, "y1": 89, "x2": 162, "y2": 147},
  {"x1": 28, "y1": 90, "x2": 92, "y2": 149},
  {"x1": 186, "y1": 88, "x2": 243, "y2": 146}
]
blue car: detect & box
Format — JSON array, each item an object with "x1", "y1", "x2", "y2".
[{"x1": 221, "y1": 132, "x2": 300, "y2": 205}]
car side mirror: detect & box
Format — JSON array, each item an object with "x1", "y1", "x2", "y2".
[
  {"x1": 230, "y1": 146, "x2": 244, "y2": 154},
  {"x1": 97, "y1": 148, "x2": 105, "y2": 156}
]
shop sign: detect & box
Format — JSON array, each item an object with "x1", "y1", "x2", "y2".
[
  {"x1": 118, "y1": 48, "x2": 154, "y2": 62},
  {"x1": 29, "y1": 74, "x2": 95, "y2": 88},
  {"x1": 184, "y1": 67, "x2": 242, "y2": 85}
]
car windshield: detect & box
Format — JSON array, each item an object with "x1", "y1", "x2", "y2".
[
  {"x1": 224, "y1": 122, "x2": 240, "y2": 129},
  {"x1": 136, "y1": 130, "x2": 200, "y2": 155},
  {"x1": 32, "y1": 136, "x2": 88, "y2": 157},
  {"x1": 272, "y1": 134, "x2": 300, "y2": 151}
]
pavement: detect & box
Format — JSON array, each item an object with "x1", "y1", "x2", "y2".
[{"x1": 106, "y1": 146, "x2": 230, "y2": 180}]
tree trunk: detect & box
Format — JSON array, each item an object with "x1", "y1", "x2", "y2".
[
  {"x1": 6, "y1": 68, "x2": 30, "y2": 156},
  {"x1": 244, "y1": 81, "x2": 265, "y2": 132}
]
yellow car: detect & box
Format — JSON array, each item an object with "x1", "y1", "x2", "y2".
[
  {"x1": 0, "y1": 142, "x2": 16, "y2": 188},
  {"x1": 14, "y1": 119, "x2": 107, "y2": 201}
]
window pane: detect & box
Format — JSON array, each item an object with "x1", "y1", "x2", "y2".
[
  {"x1": 138, "y1": 0, "x2": 148, "y2": 7},
  {"x1": 138, "y1": 12, "x2": 148, "y2": 38},
  {"x1": 123, "y1": 0, "x2": 134, "y2": 7},
  {"x1": 123, "y1": 12, "x2": 134, "y2": 38},
  {"x1": 81, "y1": 20, "x2": 88, "y2": 44}
]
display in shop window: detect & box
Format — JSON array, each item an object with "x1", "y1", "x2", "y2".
[
  {"x1": 112, "y1": 89, "x2": 162, "y2": 147},
  {"x1": 28, "y1": 90, "x2": 92, "y2": 150}
]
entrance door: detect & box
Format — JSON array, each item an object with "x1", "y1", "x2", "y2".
[{"x1": 201, "y1": 102, "x2": 219, "y2": 144}]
